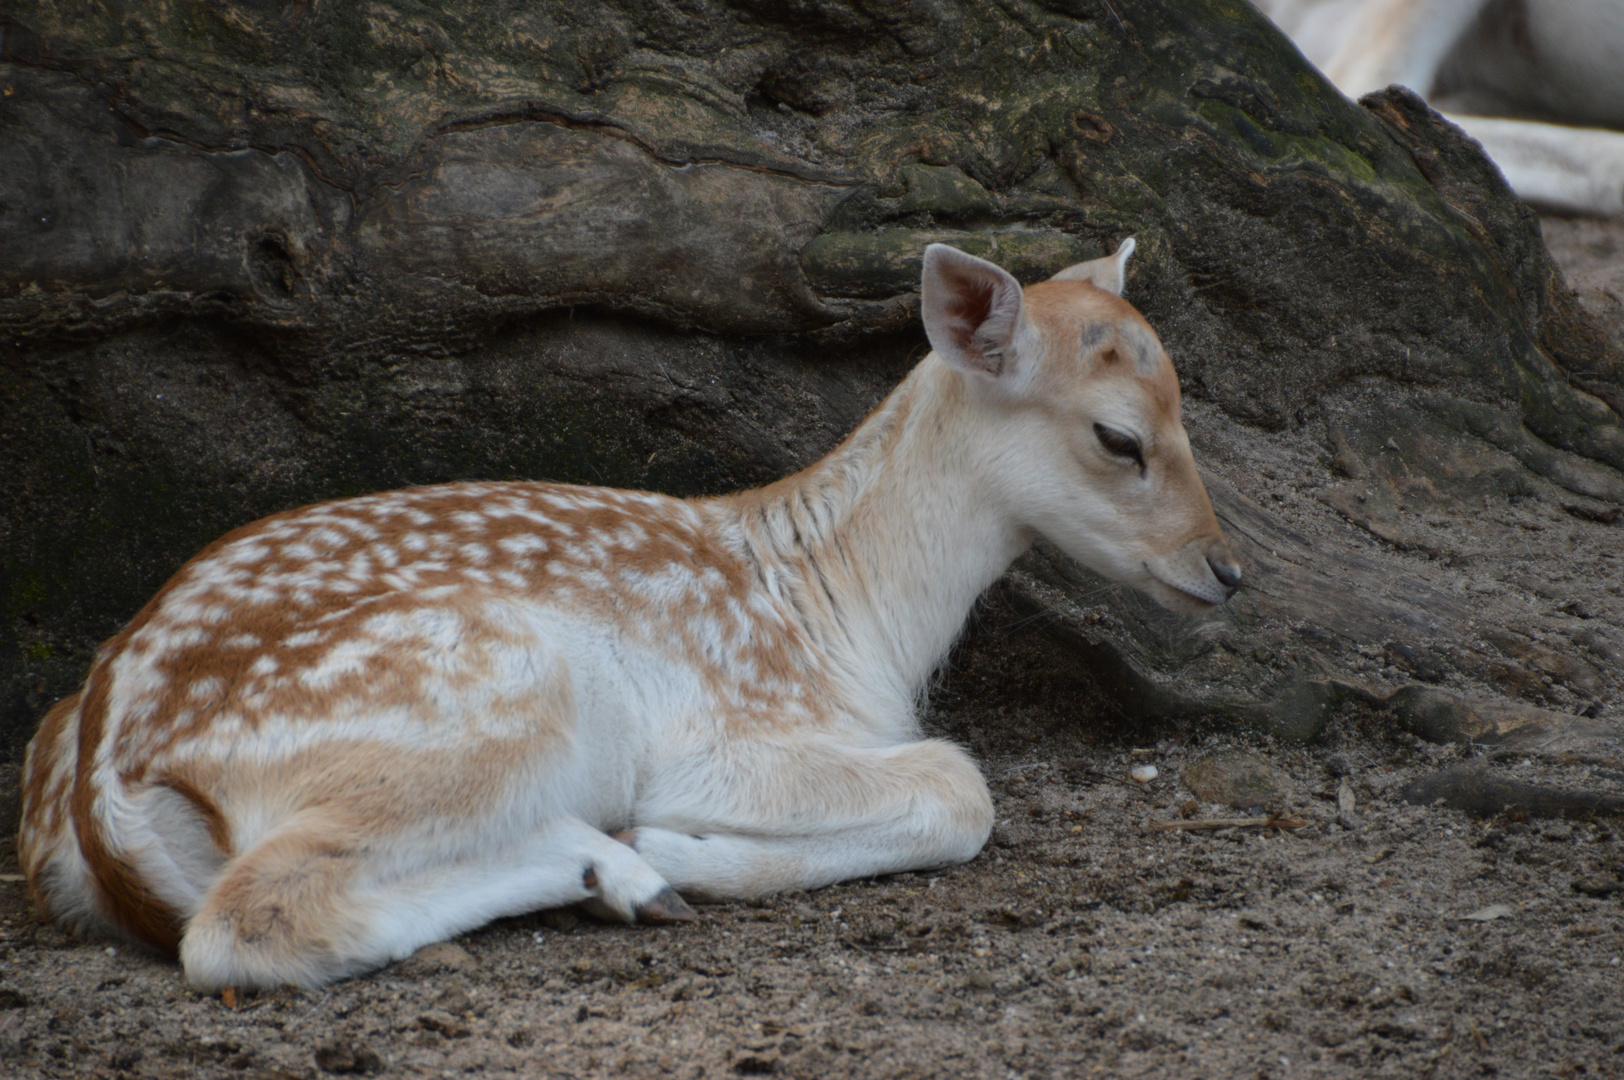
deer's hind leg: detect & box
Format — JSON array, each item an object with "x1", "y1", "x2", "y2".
[
  {"x1": 180, "y1": 813, "x2": 685, "y2": 991},
  {"x1": 622, "y1": 735, "x2": 995, "y2": 900}
]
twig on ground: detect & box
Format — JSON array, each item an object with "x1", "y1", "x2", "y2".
[
  {"x1": 1068, "y1": 767, "x2": 1142, "y2": 789},
  {"x1": 1148, "y1": 814, "x2": 1308, "y2": 832}
]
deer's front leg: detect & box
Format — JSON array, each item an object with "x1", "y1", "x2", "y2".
[{"x1": 622, "y1": 736, "x2": 993, "y2": 900}]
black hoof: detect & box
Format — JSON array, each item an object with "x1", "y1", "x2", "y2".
[{"x1": 634, "y1": 888, "x2": 697, "y2": 925}]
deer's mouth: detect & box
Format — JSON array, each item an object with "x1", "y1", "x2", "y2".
[{"x1": 1142, "y1": 560, "x2": 1232, "y2": 612}]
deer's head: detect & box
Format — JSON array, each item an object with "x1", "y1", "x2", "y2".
[{"x1": 921, "y1": 241, "x2": 1240, "y2": 613}]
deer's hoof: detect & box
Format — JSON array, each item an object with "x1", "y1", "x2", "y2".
[{"x1": 634, "y1": 887, "x2": 696, "y2": 925}]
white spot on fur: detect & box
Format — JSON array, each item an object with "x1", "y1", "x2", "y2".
[
  {"x1": 498, "y1": 535, "x2": 550, "y2": 556},
  {"x1": 305, "y1": 527, "x2": 348, "y2": 551},
  {"x1": 161, "y1": 626, "x2": 210, "y2": 650},
  {"x1": 300, "y1": 638, "x2": 383, "y2": 689},
  {"x1": 221, "y1": 542, "x2": 271, "y2": 566}
]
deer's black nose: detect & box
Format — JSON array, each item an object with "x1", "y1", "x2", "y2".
[{"x1": 1208, "y1": 556, "x2": 1242, "y2": 593}]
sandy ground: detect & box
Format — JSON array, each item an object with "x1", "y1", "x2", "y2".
[
  {"x1": 1, "y1": 218, "x2": 1621, "y2": 1079},
  {"x1": 2, "y1": 683, "x2": 1620, "y2": 1080}
]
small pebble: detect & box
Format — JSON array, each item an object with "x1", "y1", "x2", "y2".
[
  {"x1": 314, "y1": 1039, "x2": 382, "y2": 1075},
  {"x1": 396, "y1": 941, "x2": 477, "y2": 976},
  {"x1": 1130, "y1": 765, "x2": 1158, "y2": 784},
  {"x1": 435, "y1": 985, "x2": 475, "y2": 1014},
  {"x1": 417, "y1": 1011, "x2": 471, "y2": 1039},
  {"x1": 1336, "y1": 780, "x2": 1360, "y2": 830},
  {"x1": 1572, "y1": 876, "x2": 1622, "y2": 898},
  {"x1": 1182, "y1": 750, "x2": 1285, "y2": 809}
]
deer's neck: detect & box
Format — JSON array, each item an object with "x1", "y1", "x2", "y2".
[{"x1": 720, "y1": 359, "x2": 1027, "y2": 727}]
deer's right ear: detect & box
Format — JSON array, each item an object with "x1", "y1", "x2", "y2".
[
  {"x1": 1049, "y1": 237, "x2": 1135, "y2": 296},
  {"x1": 921, "y1": 244, "x2": 1029, "y2": 381}
]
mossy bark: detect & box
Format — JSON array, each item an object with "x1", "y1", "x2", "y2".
[{"x1": 2, "y1": 0, "x2": 1621, "y2": 757}]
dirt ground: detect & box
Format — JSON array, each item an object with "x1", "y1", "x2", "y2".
[{"x1": 1, "y1": 218, "x2": 1621, "y2": 1080}]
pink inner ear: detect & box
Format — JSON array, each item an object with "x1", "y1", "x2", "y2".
[{"x1": 944, "y1": 275, "x2": 995, "y2": 350}]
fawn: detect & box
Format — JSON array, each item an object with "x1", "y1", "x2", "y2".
[{"x1": 19, "y1": 240, "x2": 1240, "y2": 990}]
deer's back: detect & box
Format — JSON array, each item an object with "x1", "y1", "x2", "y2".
[{"x1": 78, "y1": 481, "x2": 830, "y2": 791}]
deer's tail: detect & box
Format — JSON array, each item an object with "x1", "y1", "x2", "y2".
[{"x1": 20, "y1": 688, "x2": 226, "y2": 955}]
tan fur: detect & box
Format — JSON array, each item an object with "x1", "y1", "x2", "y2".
[{"x1": 18, "y1": 242, "x2": 1238, "y2": 990}]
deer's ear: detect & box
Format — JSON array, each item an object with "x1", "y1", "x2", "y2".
[
  {"x1": 920, "y1": 244, "x2": 1029, "y2": 380},
  {"x1": 1049, "y1": 237, "x2": 1136, "y2": 296}
]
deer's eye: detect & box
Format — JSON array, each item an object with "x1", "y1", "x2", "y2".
[{"x1": 1093, "y1": 423, "x2": 1144, "y2": 469}]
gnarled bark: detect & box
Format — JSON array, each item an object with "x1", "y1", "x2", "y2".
[{"x1": 2, "y1": 0, "x2": 1621, "y2": 762}]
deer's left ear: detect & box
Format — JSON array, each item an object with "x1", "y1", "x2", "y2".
[
  {"x1": 920, "y1": 244, "x2": 1030, "y2": 381},
  {"x1": 1049, "y1": 237, "x2": 1136, "y2": 296}
]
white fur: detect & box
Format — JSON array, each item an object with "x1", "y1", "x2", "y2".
[{"x1": 1050, "y1": 237, "x2": 1136, "y2": 294}]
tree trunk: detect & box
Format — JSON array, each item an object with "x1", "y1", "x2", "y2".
[{"x1": 2, "y1": 0, "x2": 1621, "y2": 765}]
